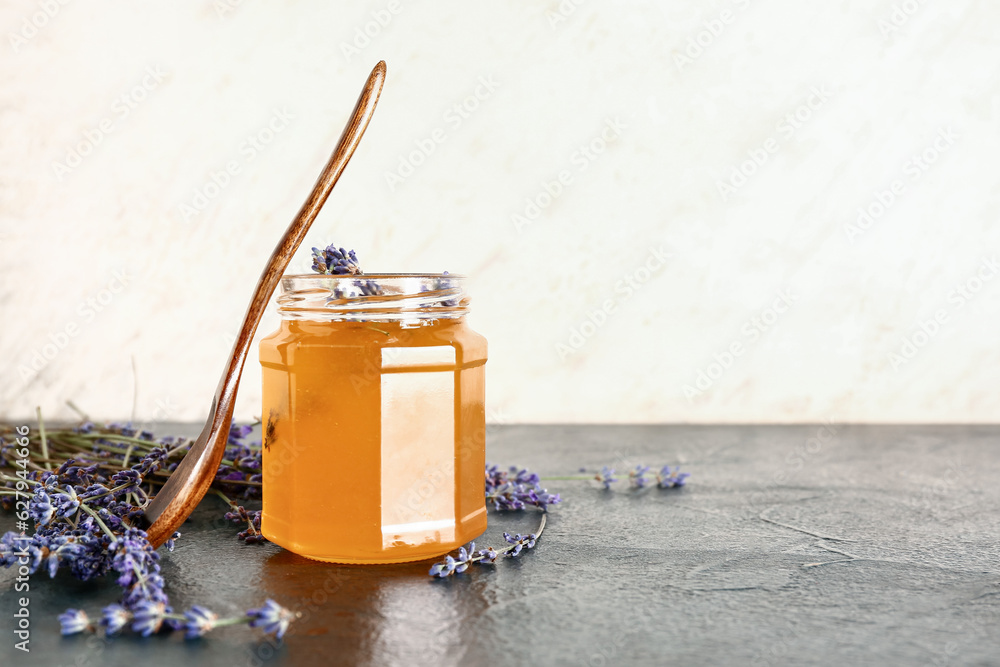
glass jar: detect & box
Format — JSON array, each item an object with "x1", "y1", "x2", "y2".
[{"x1": 259, "y1": 273, "x2": 487, "y2": 563}]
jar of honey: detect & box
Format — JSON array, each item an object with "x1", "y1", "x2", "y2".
[{"x1": 259, "y1": 273, "x2": 487, "y2": 563}]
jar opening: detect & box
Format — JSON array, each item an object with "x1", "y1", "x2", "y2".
[{"x1": 277, "y1": 273, "x2": 468, "y2": 322}]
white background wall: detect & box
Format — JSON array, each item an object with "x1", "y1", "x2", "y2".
[{"x1": 2, "y1": 0, "x2": 998, "y2": 425}]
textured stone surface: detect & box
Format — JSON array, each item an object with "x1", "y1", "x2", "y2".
[{"x1": 2, "y1": 424, "x2": 1000, "y2": 666}]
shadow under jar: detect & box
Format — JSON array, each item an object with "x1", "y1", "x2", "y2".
[{"x1": 259, "y1": 274, "x2": 488, "y2": 563}]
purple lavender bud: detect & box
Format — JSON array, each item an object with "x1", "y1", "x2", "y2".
[
  {"x1": 502, "y1": 532, "x2": 523, "y2": 557},
  {"x1": 429, "y1": 556, "x2": 458, "y2": 578},
  {"x1": 246, "y1": 599, "x2": 296, "y2": 640},
  {"x1": 100, "y1": 604, "x2": 131, "y2": 635},
  {"x1": 131, "y1": 601, "x2": 168, "y2": 637},
  {"x1": 595, "y1": 466, "x2": 617, "y2": 489},
  {"x1": 454, "y1": 544, "x2": 474, "y2": 573},
  {"x1": 28, "y1": 488, "x2": 55, "y2": 526},
  {"x1": 182, "y1": 605, "x2": 218, "y2": 639},
  {"x1": 110, "y1": 469, "x2": 141, "y2": 495},
  {"x1": 228, "y1": 424, "x2": 254, "y2": 445},
  {"x1": 476, "y1": 547, "x2": 499, "y2": 564},
  {"x1": 311, "y1": 244, "x2": 362, "y2": 275},
  {"x1": 107, "y1": 422, "x2": 137, "y2": 437},
  {"x1": 58, "y1": 609, "x2": 91, "y2": 635},
  {"x1": 503, "y1": 531, "x2": 538, "y2": 558},
  {"x1": 657, "y1": 465, "x2": 690, "y2": 488},
  {"x1": 629, "y1": 465, "x2": 652, "y2": 489},
  {"x1": 52, "y1": 486, "x2": 81, "y2": 519}
]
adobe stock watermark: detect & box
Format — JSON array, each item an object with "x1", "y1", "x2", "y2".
[
  {"x1": 905, "y1": 456, "x2": 965, "y2": 512},
  {"x1": 555, "y1": 245, "x2": 670, "y2": 360},
  {"x1": 10, "y1": 424, "x2": 32, "y2": 653},
  {"x1": 740, "y1": 419, "x2": 840, "y2": 519},
  {"x1": 177, "y1": 107, "x2": 294, "y2": 222},
  {"x1": 16, "y1": 269, "x2": 132, "y2": 383},
  {"x1": 383, "y1": 75, "x2": 499, "y2": 191},
  {"x1": 683, "y1": 289, "x2": 796, "y2": 401},
  {"x1": 545, "y1": 0, "x2": 589, "y2": 29},
  {"x1": 887, "y1": 255, "x2": 999, "y2": 371},
  {"x1": 843, "y1": 126, "x2": 958, "y2": 243},
  {"x1": 716, "y1": 86, "x2": 833, "y2": 202},
  {"x1": 51, "y1": 66, "x2": 170, "y2": 181},
  {"x1": 213, "y1": 0, "x2": 248, "y2": 19},
  {"x1": 674, "y1": 0, "x2": 754, "y2": 72},
  {"x1": 877, "y1": 0, "x2": 930, "y2": 40},
  {"x1": 511, "y1": 116, "x2": 626, "y2": 233},
  {"x1": 7, "y1": 0, "x2": 72, "y2": 54},
  {"x1": 339, "y1": 0, "x2": 403, "y2": 61}
]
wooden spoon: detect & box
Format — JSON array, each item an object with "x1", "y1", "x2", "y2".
[{"x1": 142, "y1": 61, "x2": 387, "y2": 548}]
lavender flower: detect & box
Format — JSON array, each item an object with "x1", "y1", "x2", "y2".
[
  {"x1": 51, "y1": 486, "x2": 81, "y2": 519},
  {"x1": 629, "y1": 465, "x2": 652, "y2": 489},
  {"x1": 328, "y1": 278, "x2": 383, "y2": 300},
  {"x1": 225, "y1": 505, "x2": 265, "y2": 544},
  {"x1": 104, "y1": 527, "x2": 170, "y2": 610},
  {"x1": 109, "y1": 469, "x2": 141, "y2": 496},
  {"x1": 428, "y1": 515, "x2": 547, "y2": 578},
  {"x1": 311, "y1": 245, "x2": 361, "y2": 275},
  {"x1": 183, "y1": 605, "x2": 218, "y2": 639},
  {"x1": 428, "y1": 540, "x2": 504, "y2": 576},
  {"x1": 164, "y1": 531, "x2": 181, "y2": 552},
  {"x1": 485, "y1": 464, "x2": 561, "y2": 512},
  {"x1": 503, "y1": 531, "x2": 537, "y2": 558},
  {"x1": 247, "y1": 599, "x2": 296, "y2": 640},
  {"x1": 58, "y1": 609, "x2": 91, "y2": 635},
  {"x1": 476, "y1": 547, "x2": 499, "y2": 564},
  {"x1": 657, "y1": 465, "x2": 690, "y2": 488},
  {"x1": 428, "y1": 556, "x2": 459, "y2": 578},
  {"x1": 100, "y1": 604, "x2": 130, "y2": 635},
  {"x1": 594, "y1": 466, "x2": 617, "y2": 489},
  {"x1": 228, "y1": 424, "x2": 254, "y2": 445},
  {"x1": 131, "y1": 600, "x2": 168, "y2": 637},
  {"x1": 28, "y1": 488, "x2": 55, "y2": 526},
  {"x1": 46, "y1": 536, "x2": 84, "y2": 578}
]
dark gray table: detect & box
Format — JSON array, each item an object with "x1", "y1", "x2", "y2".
[{"x1": 3, "y1": 425, "x2": 1000, "y2": 666}]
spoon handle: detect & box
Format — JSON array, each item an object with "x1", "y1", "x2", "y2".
[
  {"x1": 216, "y1": 59, "x2": 386, "y2": 408},
  {"x1": 143, "y1": 62, "x2": 386, "y2": 547}
]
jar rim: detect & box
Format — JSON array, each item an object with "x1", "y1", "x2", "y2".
[
  {"x1": 282, "y1": 272, "x2": 465, "y2": 280},
  {"x1": 277, "y1": 273, "x2": 468, "y2": 322}
]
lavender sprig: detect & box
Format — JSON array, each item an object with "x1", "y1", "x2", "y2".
[
  {"x1": 311, "y1": 244, "x2": 362, "y2": 275},
  {"x1": 220, "y1": 491, "x2": 265, "y2": 544},
  {"x1": 429, "y1": 514, "x2": 546, "y2": 578},
  {"x1": 485, "y1": 464, "x2": 561, "y2": 511},
  {"x1": 547, "y1": 464, "x2": 690, "y2": 490},
  {"x1": 1, "y1": 416, "x2": 287, "y2": 641},
  {"x1": 60, "y1": 599, "x2": 298, "y2": 641}
]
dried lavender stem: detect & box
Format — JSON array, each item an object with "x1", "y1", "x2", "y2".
[
  {"x1": 80, "y1": 504, "x2": 117, "y2": 540},
  {"x1": 36, "y1": 407, "x2": 51, "y2": 471}
]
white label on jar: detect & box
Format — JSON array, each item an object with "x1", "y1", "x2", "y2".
[{"x1": 379, "y1": 351, "x2": 456, "y2": 548}]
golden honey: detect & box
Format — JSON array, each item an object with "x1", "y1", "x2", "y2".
[{"x1": 259, "y1": 274, "x2": 487, "y2": 563}]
